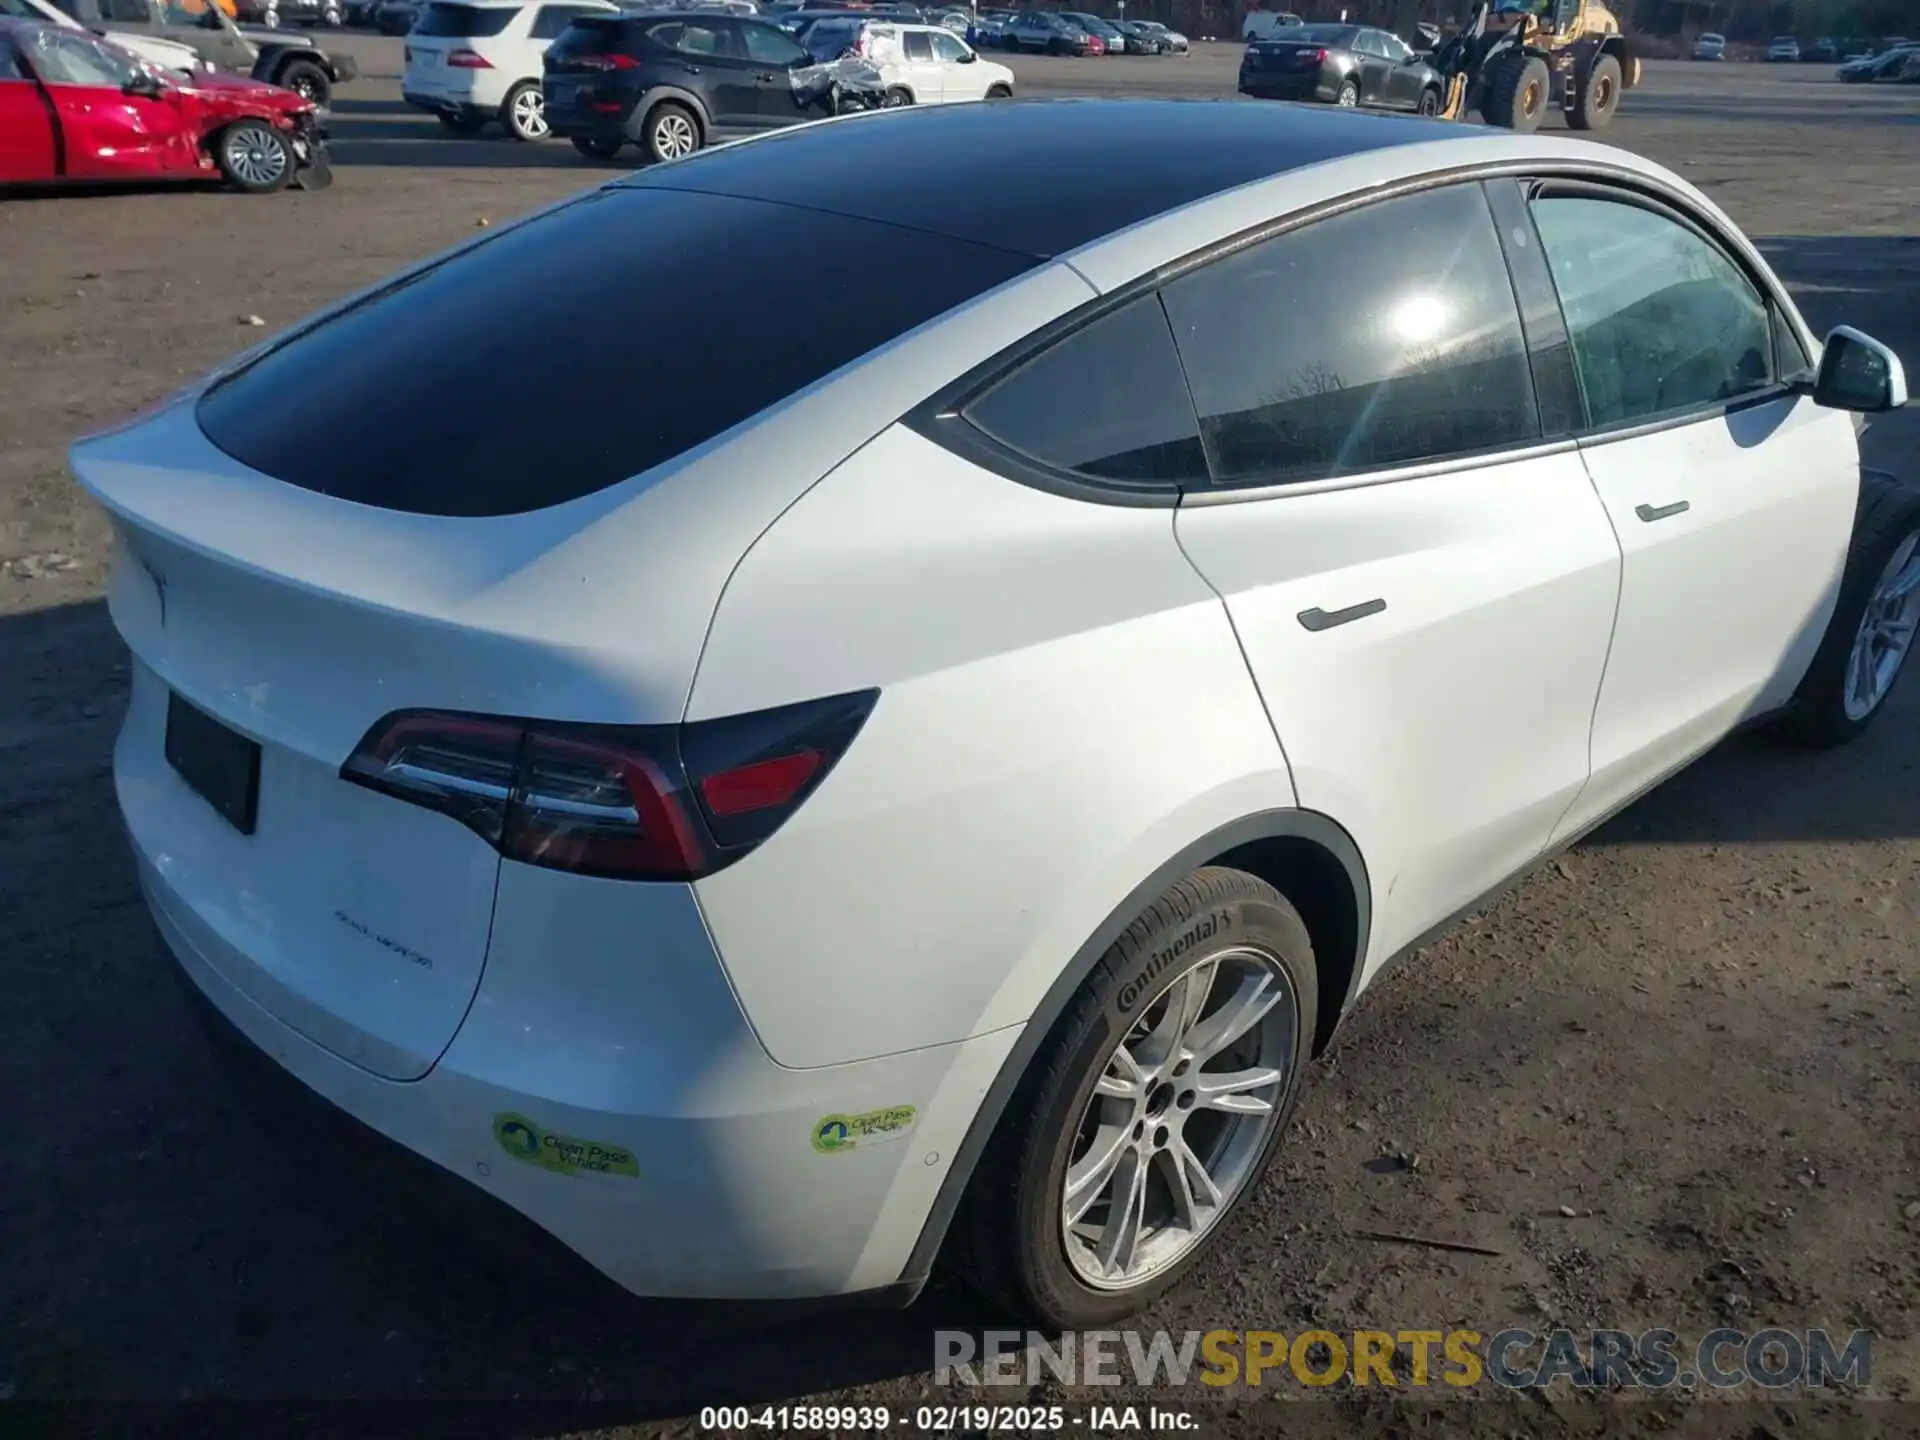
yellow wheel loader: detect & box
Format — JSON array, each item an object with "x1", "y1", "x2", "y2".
[{"x1": 1432, "y1": 0, "x2": 1640, "y2": 132}]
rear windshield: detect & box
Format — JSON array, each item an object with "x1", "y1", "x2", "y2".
[
  {"x1": 195, "y1": 188, "x2": 1035, "y2": 518},
  {"x1": 546, "y1": 14, "x2": 628, "y2": 55},
  {"x1": 414, "y1": 2, "x2": 515, "y2": 35},
  {"x1": 1289, "y1": 23, "x2": 1357, "y2": 44}
]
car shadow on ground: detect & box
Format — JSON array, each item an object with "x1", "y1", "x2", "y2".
[{"x1": 323, "y1": 113, "x2": 618, "y2": 170}]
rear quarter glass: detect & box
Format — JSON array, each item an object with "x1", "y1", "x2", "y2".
[{"x1": 193, "y1": 187, "x2": 1038, "y2": 518}]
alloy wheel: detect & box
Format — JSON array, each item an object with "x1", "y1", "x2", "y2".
[
  {"x1": 225, "y1": 129, "x2": 288, "y2": 189},
  {"x1": 652, "y1": 111, "x2": 696, "y2": 158},
  {"x1": 1060, "y1": 947, "x2": 1296, "y2": 1290},
  {"x1": 512, "y1": 87, "x2": 548, "y2": 139},
  {"x1": 1337, "y1": 83, "x2": 1358, "y2": 107},
  {"x1": 1843, "y1": 531, "x2": 1920, "y2": 720}
]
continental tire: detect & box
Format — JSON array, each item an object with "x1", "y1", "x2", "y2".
[
  {"x1": 1482, "y1": 51, "x2": 1549, "y2": 131},
  {"x1": 951, "y1": 867, "x2": 1318, "y2": 1328},
  {"x1": 1569, "y1": 53, "x2": 1622, "y2": 130},
  {"x1": 1770, "y1": 470, "x2": 1920, "y2": 749}
]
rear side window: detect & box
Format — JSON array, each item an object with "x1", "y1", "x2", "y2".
[
  {"x1": 195, "y1": 188, "x2": 1036, "y2": 518},
  {"x1": 414, "y1": 2, "x2": 514, "y2": 36},
  {"x1": 1528, "y1": 194, "x2": 1774, "y2": 429},
  {"x1": 1161, "y1": 183, "x2": 1538, "y2": 488},
  {"x1": 903, "y1": 28, "x2": 931, "y2": 58},
  {"x1": 658, "y1": 17, "x2": 734, "y2": 54},
  {"x1": 741, "y1": 19, "x2": 804, "y2": 63},
  {"x1": 960, "y1": 294, "x2": 1207, "y2": 487}
]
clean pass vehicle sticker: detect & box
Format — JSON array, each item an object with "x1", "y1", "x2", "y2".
[
  {"x1": 493, "y1": 1113, "x2": 638, "y2": 1178},
  {"x1": 812, "y1": 1106, "x2": 917, "y2": 1154}
]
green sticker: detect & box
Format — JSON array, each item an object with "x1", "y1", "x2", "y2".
[
  {"x1": 812, "y1": 1105, "x2": 917, "y2": 1154},
  {"x1": 493, "y1": 1112, "x2": 638, "y2": 1179}
]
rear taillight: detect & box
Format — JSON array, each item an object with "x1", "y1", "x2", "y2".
[
  {"x1": 341, "y1": 690, "x2": 878, "y2": 882},
  {"x1": 447, "y1": 48, "x2": 493, "y2": 67},
  {"x1": 572, "y1": 51, "x2": 640, "y2": 69},
  {"x1": 1305, "y1": 46, "x2": 1327, "y2": 61}
]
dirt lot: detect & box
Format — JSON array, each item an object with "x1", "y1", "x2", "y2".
[{"x1": 2, "y1": 41, "x2": 1918, "y2": 1434}]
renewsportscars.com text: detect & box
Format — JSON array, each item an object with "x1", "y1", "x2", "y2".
[{"x1": 936, "y1": 1327, "x2": 1873, "y2": 1391}]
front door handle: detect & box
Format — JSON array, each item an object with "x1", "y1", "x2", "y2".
[
  {"x1": 1634, "y1": 500, "x2": 1691, "y2": 523},
  {"x1": 1298, "y1": 598, "x2": 1386, "y2": 632}
]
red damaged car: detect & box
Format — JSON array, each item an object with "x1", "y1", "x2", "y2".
[{"x1": 0, "y1": 18, "x2": 328, "y2": 192}]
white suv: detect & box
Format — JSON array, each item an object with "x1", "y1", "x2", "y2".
[
  {"x1": 802, "y1": 17, "x2": 1012, "y2": 103},
  {"x1": 403, "y1": 0, "x2": 615, "y2": 140},
  {"x1": 75, "y1": 103, "x2": 1917, "y2": 1328}
]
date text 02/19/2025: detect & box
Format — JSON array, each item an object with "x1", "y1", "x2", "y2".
[{"x1": 697, "y1": 1405, "x2": 1200, "y2": 1432}]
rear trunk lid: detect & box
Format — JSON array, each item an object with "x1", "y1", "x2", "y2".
[
  {"x1": 78, "y1": 401, "x2": 732, "y2": 1081},
  {"x1": 404, "y1": 1, "x2": 515, "y2": 78},
  {"x1": 1245, "y1": 39, "x2": 1325, "y2": 69}
]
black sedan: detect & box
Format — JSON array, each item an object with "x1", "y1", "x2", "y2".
[{"x1": 1239, "y1": 22, "x2": 1444, "y2": 114}]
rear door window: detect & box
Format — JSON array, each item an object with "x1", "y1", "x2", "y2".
[
  {"x1": 194, "y1": 187, "x2": 1038, "y2": 518},
  {"x1": 1161, "y1": 183, "x2": 1539, "y2": 488},
  {"x1": 956, "y1": 294, "x2": 1208, "y2": 489},
  {"x1": 1527, "y1": 193, "x2": 1775, "y2": 429},
  {"x1": 413, "y1": 2, "x2": 515, "y2": 36},
  {"x1": 741, "y1": 18, "x2": 804, "y2": 63}
]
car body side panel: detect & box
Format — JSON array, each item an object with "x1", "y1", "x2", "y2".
[
  {"x1": 1178, "y1": 451, "x2": 1622, "y2": 981},
  {"x1": 41, "y1": 80, "x2": 193, "y2": 177},
  {"x1": 690, "y1": 424, "x2": 1295, "y2": 1070},
  {"x1": 1550, "y1": 397, "x2": 1858, "y2": 844},
  {"x1": 0, "y1": 68, "x2": 58, "y2": 180}
]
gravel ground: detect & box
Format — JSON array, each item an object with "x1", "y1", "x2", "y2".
[{"x1": 1, "y1": 42, "x2": 1917, "y2": 1436}]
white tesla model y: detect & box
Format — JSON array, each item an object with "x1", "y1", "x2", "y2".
[{"x1": 74, "y1": 99, "x2": 1915, "y2": 1327}]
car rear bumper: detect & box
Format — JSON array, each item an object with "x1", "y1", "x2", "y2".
[
  {"x1": 128, "y1": 792, "x2": 1018, "y2": 1301},
  {"x1": 1240, "y1": 75, "x2": 1331, "y2": 101},
  {"x1": 404, "y1": 90, "x2": 493, "y2": 122},
  {"x1": 543, "y1": 108, "x2": 638, "y2": 141}
]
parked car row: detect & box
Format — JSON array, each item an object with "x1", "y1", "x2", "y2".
[
  {"x1": 397, "y1": 0, "x2": 1011, "y2": 153},
  {"x1": 2, "y1": 0, "x2": 353, "y2": 101},
  {"x1": 0, "y1": 15, "x2": 330, "y2": 190},
  {"x1": 1693, "y1": 29, "x2": 1912, "y2": 65},
  {"x1": 970, "y1": 8, "x2": 1185, "y2": 55}
]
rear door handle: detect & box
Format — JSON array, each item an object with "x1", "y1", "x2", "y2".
[
  {"x1": 755, "y1": 69, "x2": 777, "y2": 79},
  {"x1": 1634, "y1": 500, "x2": 1691, "y2": 523},
  {"x1": 678, "y1": 62, "x2": 701, "y2": 74},
  {"x1": 1297, "y1": 598, "x2": 1386, "y2": 632}
]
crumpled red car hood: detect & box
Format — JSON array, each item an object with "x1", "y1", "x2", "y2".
[{"x1": 176, "y1": 69, "x2": 311, "y2": 114}]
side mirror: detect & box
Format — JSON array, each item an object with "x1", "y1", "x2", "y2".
[
  {"x1": 123, "y1": 69, "x2": 166, "y2": 98},
  {"x1": 1810, "y1": 326, "x2": 1910, "y2": 413}
]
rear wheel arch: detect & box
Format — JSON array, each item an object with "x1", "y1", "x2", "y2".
[
  {"x1": 893, "y1": 807, "x2": 1371, "y2": 1295},
  {"x1": 633, "y1": 90, "x2": 708, "y2": 142}
]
